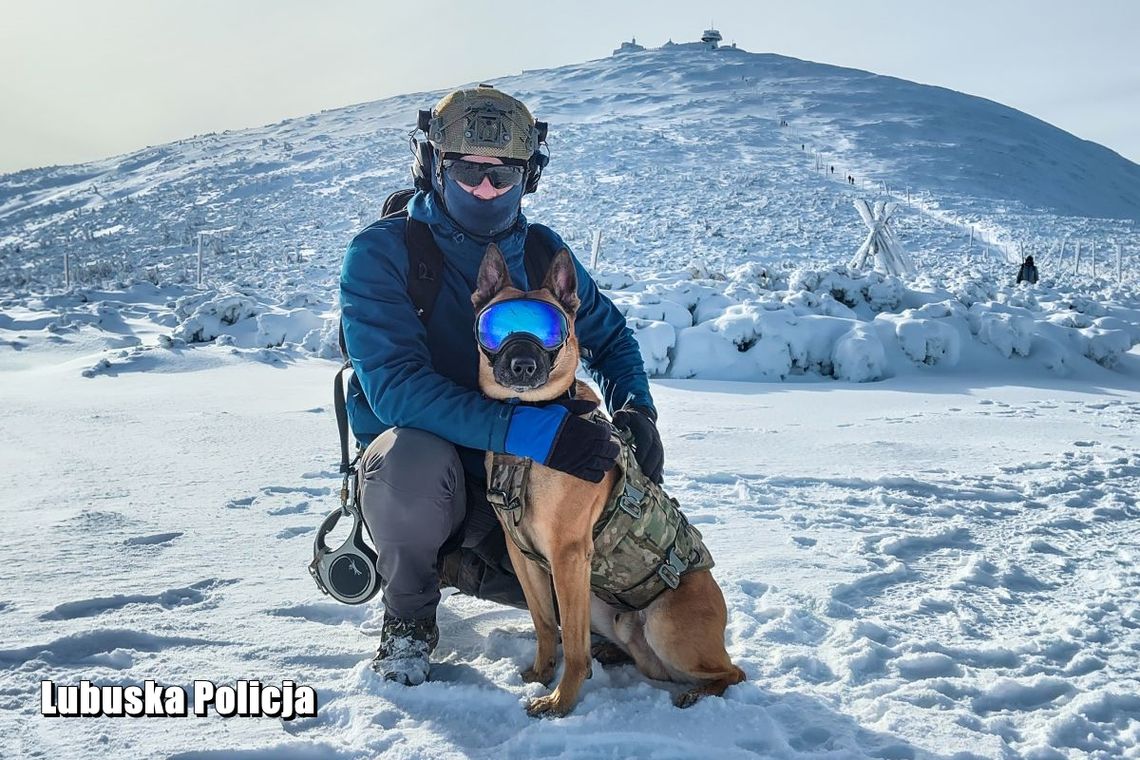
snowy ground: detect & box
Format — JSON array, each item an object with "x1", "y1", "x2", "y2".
[{"x1": 1, "y1": 339, "x2": 1138, "y2": 759}]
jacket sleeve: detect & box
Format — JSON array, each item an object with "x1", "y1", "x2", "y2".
[
  {"x1": 339, "y1": 224, "x2": 514, "y2": 451},
  {"x1": 541, "y1": 229, "x2": 656, "y2": 419}
]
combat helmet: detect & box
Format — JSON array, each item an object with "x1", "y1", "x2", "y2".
[{"x1": 412, "y1": 85, "x2": 549, "y2": 195}]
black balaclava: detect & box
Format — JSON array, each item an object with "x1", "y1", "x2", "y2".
[{"x1": 432, "y1": 159, "x2": 525, "y2": 239}]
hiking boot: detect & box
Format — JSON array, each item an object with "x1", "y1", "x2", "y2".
[{"x1": 370, "y1": 613, "x2": 439, "y2": 686}]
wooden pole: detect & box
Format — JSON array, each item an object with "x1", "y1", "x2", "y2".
[
  {"x1": 64, "y1": 248, "x2": 71, "y2": 289},
  {"x1": 1074, "y1": 241, "x2": 1081, "y2": 276},
  {"x1": 197, "y1": 233, "x2": 203, "y2": 287},
  {"x1": 1118, "y1": 241, "x2": 1124, "y2": 283},
  {"x1": 590, "y1": 229, "x2": 603, "y2": 270}
]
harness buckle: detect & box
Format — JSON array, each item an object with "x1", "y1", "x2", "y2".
[
  {"x1": 487, "y1": 488, "x2": 518, "y2": 511},
  {"x1": 657, "y1": 548, "x2": 687, "y2": 590},
  {"x1": 618, "y1": 481, "x2": 644, "y2": 518}
]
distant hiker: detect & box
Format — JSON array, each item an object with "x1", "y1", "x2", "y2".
[
  {"x1": 801, "y1": 144, "x2": 804, "y2": 150},
  {"x1": 339, "y1": 86, "x2": 659, "y2": 685},
  {"x1": 830, "y1": 166, "x2": 834, "y2": 174},
  {"x1": 1016, "y1": 255, "x2": 1039, "y2": 285}
]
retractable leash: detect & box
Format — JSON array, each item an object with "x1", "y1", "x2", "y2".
[{"x1": 308, "y1": 364, "x2": 381, "y2": 605}]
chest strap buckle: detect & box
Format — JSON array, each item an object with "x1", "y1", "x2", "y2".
[
  {"x1": 657, "y1": 547, "x2": 687, "y2": 590},
  {"x1": 487, "y1": 488, "x2": 520, "y2": 511},
  {"x1": 618, "y1": 481, "x2": 645, "y2": 518}
]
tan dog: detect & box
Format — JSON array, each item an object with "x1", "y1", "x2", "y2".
[{"x1": 473, "y1": 243, "x2": 745, "y2": 717}]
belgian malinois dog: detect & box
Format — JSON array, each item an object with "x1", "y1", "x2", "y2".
[{"x1": 473, "y1": 244, "x2": 745, "y2": 717}]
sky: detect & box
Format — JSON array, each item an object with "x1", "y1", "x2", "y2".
[{"x1": 1, "y1": 0, "x2": 1138, "y2": 174}]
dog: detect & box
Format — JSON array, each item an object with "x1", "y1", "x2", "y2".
[{"x1": 473, "y1": 243, "x2": 745, "y2": 717}]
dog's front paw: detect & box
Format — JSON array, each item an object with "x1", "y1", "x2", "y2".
[{"x1": 525, "y1": 693, "x2": 574, "y2": 718}]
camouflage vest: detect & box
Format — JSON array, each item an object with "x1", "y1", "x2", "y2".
[{"x1": 486, "y1": 412, "x2": 714, "y2": 612}]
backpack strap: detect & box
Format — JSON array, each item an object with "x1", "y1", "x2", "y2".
[{"x1": 404, "y1": 218, "x2": 445, "y2": 325}]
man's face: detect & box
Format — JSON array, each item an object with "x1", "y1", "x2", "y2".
[{"x1": 455, "y1": 155, "x2": 514, "y2": 201}]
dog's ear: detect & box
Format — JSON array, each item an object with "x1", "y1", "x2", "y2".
[
  {"x1": 541, "y1": 249, "x2": 580, "y2": 315},
  {"x1": 473, "y1": 243, "x2": 513, "y2": 310}
]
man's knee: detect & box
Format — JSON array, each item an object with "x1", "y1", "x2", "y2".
[
  {"x1": 358, "y1": 427, "x2": 466, "y2": 544},
  {"x1": 361, "y1": 427, "x2": 463, "y2": 495}
]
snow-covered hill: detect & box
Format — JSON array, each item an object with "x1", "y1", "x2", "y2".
[
  {"x1": 2, "y1": 43, "x2": 1140, "y2": 760},
  {"x1": 2, "y1": 44, "x2": 1139, "y2": 385},
  {"x1": 2, "y1": 43, "x2": 1139, "y2": 289}
]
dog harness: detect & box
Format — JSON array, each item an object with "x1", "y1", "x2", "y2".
[{"x1": 486, "y1": 411, "x2": 714, "y2": 612}]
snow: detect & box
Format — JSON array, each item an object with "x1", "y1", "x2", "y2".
[{"x1": 2, "y1": 41, "x2": 1140, "y2": 760}]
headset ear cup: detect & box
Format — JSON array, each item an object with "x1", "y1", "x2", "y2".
[{"x1": 524, "y1": 151, "x2": 548, "y2": 194}]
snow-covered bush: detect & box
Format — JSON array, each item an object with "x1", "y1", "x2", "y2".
[
  {"x1": 832, "y1": 325, "x2": 888, "y2": 382},
  {"x1": 173, "y1": 293, "x2": 263, "y2": 344}
]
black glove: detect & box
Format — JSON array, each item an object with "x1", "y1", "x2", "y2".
[
  {"x1": 612, "y1": 406, "x2": 663, "y2": 484},
  {"x1": 545, "y1": 400, "x2": 619, "y2": 483}
]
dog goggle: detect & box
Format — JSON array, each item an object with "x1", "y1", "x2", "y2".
[
  {"x1": 443, "y1": 158, "x2": 526, "y2": 189},
  {"x1": 476, "y1": 298, "x2": 569, "y2": 354}
]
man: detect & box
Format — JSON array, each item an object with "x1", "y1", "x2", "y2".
[
  {"x1": 1016, "y1": 255, "x2": 1039, "y2": 285},
  {"x1": 339, "y1": 86, "x2": 664, "y2": 685}
]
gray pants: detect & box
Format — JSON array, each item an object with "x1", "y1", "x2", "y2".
[{"x1": 358, "y1": 427, "x2": 524, "y2": 620}]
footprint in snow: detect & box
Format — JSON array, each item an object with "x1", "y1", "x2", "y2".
[
  {"x1": 267, "y1": 602, "x2": 371, "y2": 626},
  {"x1": 301, "y1": 469, "x2": 339, "y2": 480},
  {"x1": 0, "y1": 628, "x2": 222, "y2": 668},
  {"x1": 38, "y1": 579, "x2": 233, "y2": 621},
  {"x1": 275, "y1": 525, "x2": 314, "y2": 539},
  {"x1": 262, "y1": 484, "x2": 332, "y2": 497},
  {"x1": 269, "y1": 501, "x2": 310, "y2": 516},
  {"x1": 123, "y1": 531, "x2": 183, "y2": 546}
]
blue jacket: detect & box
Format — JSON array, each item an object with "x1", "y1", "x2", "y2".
[{"x1": 340, "y1": 190, "x2": 655, "y2": 479}]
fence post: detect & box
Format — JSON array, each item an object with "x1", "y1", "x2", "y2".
[
  {"x1": 590, "y1": 229, "x2": 603, "y2": 270},
  {"x1": 197, "y1": 233, "x2": 203, "y2": 287},
  {"x1": 1118, "y1": 241, "x2": 1124, "y2": 283},
  {"x1": 1074, "y1": 241, "x2": 1081, "y2": 276},
  {"x1": 64, "y1": 248, "x2": 71, "y2": 290}
]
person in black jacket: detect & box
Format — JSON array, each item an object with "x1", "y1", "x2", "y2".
[{"x1": 1016, "y1": 255, "x2": 1039, "y2": 285}]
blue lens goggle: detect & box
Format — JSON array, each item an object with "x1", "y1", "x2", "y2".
[{"x1": 475, "y1": 298, "x2": 569, "y2": 355}]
